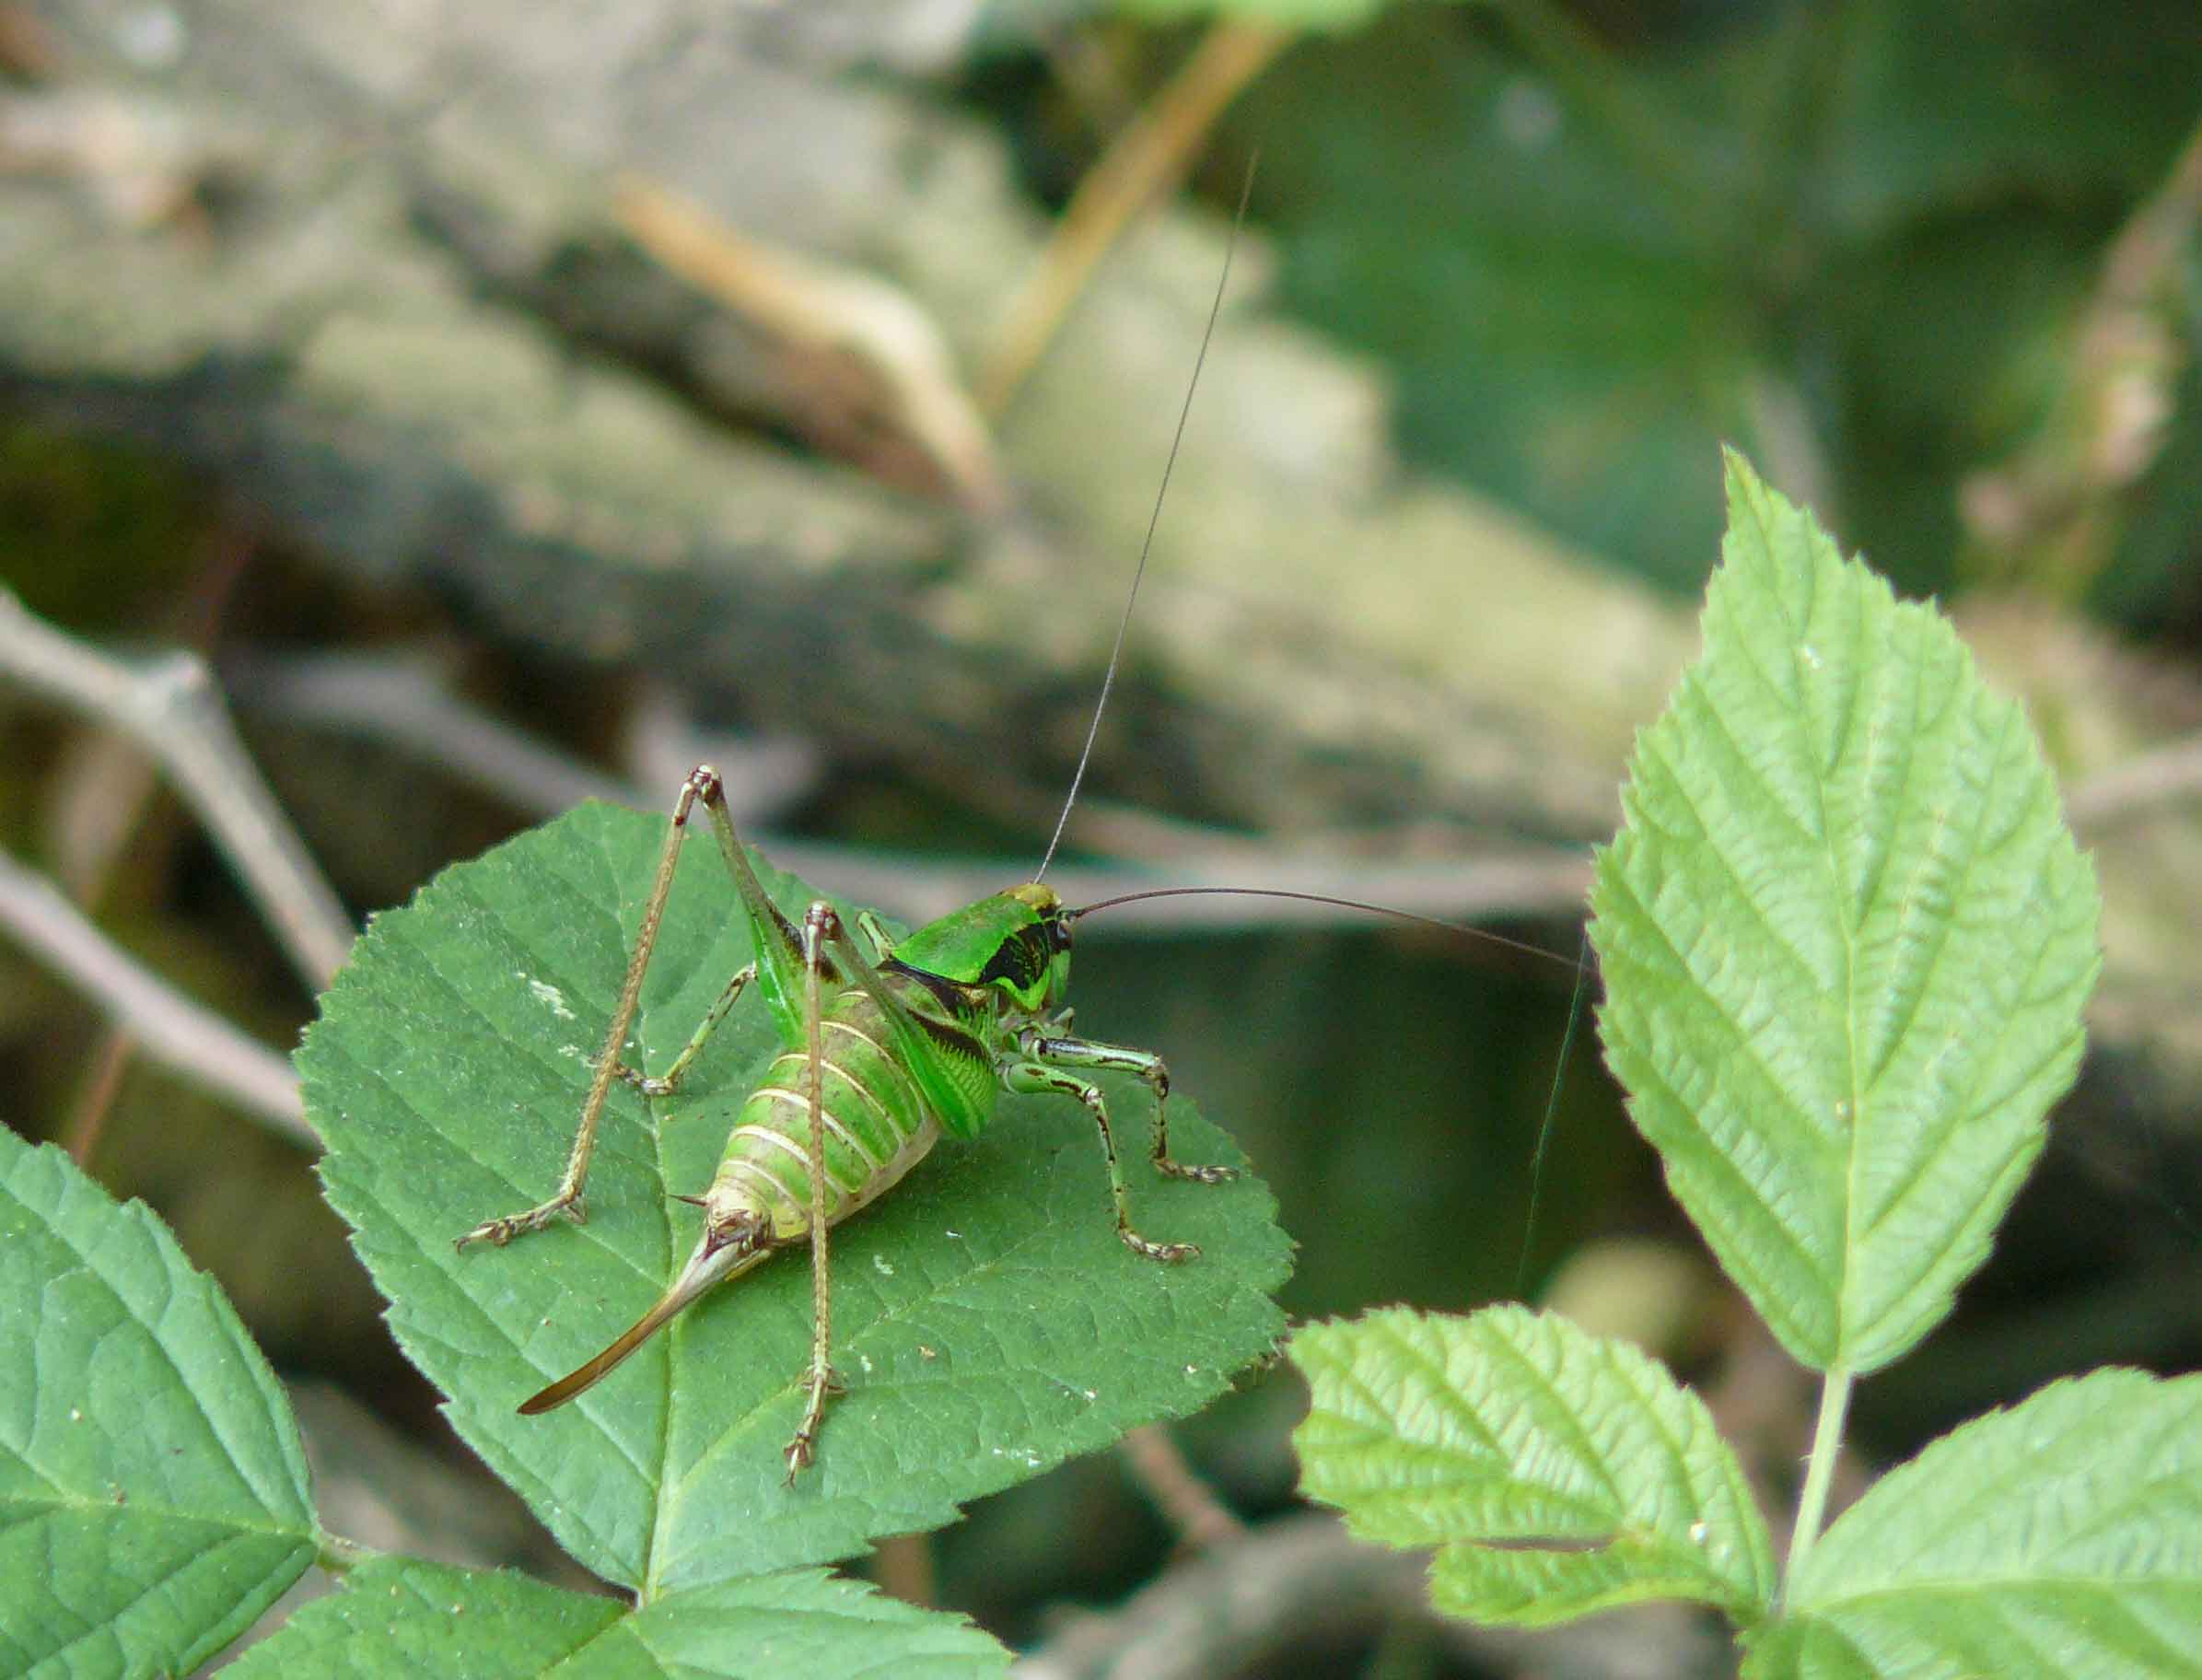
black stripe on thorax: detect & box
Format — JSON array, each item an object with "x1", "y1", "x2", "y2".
[
  {"x1": 974, "y1": 923, "x2": 1050, "y2": 991},
  {"x1": 876, "y1": 960, "x2": 991, "y2": 1064},
  {"x1": 913, "y1": 1009, "x2": 988, "y2": 1066}
]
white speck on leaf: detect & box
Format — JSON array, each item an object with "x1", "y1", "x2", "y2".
[
  {"x1": 528, "y1": 979, "x2": 577, "y2": 1020},
  {"x1": 872, "y1": 1254, "x2": 894, "y2": 1278}
]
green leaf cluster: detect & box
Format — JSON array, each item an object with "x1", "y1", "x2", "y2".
[
  {"x1": 6, "y1": 809, "x2": 1292, "y2": 1672},
  {"x1": 1293, "y1": 454, "x2": 2201, "y2": 1676}
]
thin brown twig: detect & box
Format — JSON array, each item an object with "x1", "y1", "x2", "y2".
[
  {"x1": 0, "y1": 848, "x2": 310, "y2": 1144},
  {"x1": 612, "y1": 173, "x2": 1007, "y2": 513},
  {"x1": 0, "y1": 588, "x2": 355, "y2": 989},
  {"x1": 869, "y1": 1533, "x2": 936, "y2": 1610},
  {"x1": 978, "y1": 18, "x2": 1292, "y2": 416},
  {"x1": 52, "y1": 526, "x2": 257, "y2": 903},
  {"x1": 1117, "y1": 1425, "x2": 1246, "y2": 1551},
  {"x1": 57, "y1": 1027, "x2": 136, "y2": 1169},
  {"x1": 226, "y1": 648, "x2": 1592, "y2": 940},
  {"x1": 1012, "y1": 1511, "x2": 1719, "y2": 1680},
  {"x1": 40, "y1": 537, "x2": 261, "y2": 1176},
  {"x1": 225, "y1": 648, "x2": 645, "y2": 817}
]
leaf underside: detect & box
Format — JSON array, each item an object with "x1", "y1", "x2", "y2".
[
  {"x1": 1293, "y1": 1305, "x2": 1777, "y2": 1629},
  {"x1": 299, "y1": 802, "x2": 1293, "y2": 1593},
  {"x1": 1590, "y1": 450, "x2": 2100, "y2": 1374}
]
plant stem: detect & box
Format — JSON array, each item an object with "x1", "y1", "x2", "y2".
[{"x1": 1782, "y1": 1363, "x2": 1854, "y2": 1600}]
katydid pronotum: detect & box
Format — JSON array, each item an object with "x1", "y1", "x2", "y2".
[{"x1": 456, "y1": 202, "x2": 1582, "y2": 1481}]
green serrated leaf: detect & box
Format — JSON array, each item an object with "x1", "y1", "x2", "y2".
[
  {"x1": 1590, "y1": 450, "x2": 2100, "y2": 1375},
  {"x1": 1744, "y1": 1369, "x2": 2202, "y2": 1680},
  {"x1": 1292, "y1": 1304, "x2": 1777, "y2": 1628},
  {"x1": 226, "y1": 1558, "x2": 620, "y2": 1676},
  {"x1": 228, "y1": 1555, "x2": 1009, "y2": 1677},
  {"x1": 0, "y1": 1130, "x2": 319, "y2": 1678},
  {"x1": 298, "y1": 803, "x2": 1292, "y2": 1593}
]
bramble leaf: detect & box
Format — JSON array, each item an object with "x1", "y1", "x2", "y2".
[
  {"x1": 1744, "y1": 1369, "x2": 2202, "y2": 1679},
  {"x1": 1591, "y1": 450, "x2": 2100, "y2": 1373},
  {"x1": 0, "y1": 1130, "x2": 318, "y2": 1676}
]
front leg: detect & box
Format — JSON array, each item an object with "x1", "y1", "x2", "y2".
[
  {"x1": 458, "y1": 770, "x2": 718, "y2": 1251},
  {"x1": 1014, "y1": 1028, "x2": 1237, "y2": 1186}
]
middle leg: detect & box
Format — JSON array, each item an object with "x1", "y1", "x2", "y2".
[
  {"x1": 1001, "y1": 1049, "x2": 1212, "y2": 1263},
  {"x1": 612, "y1": 962, "x2": 756, "y2": 1098},
  {"x1": 1015, "y1": 1029, "x2": 1237, "y2": 1185}
]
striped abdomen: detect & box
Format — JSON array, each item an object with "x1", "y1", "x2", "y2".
[{"x1": 703, "y1": 985, "x2": 946, "y2": 1242}]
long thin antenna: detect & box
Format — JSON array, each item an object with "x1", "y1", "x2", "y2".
[
  {"x1": 1069, "y1": 886, "x2": 1584, "y2": 974},
  {"x1": 1077, "y1": 881, "x2": 1598, "y2": 1294},
  {"x1": 1516, "y1": 925, "x2": 1595, "y2": 1293},
  {"x1": 1035, "y1": 156, "x2": 1259, "y2": 881}
]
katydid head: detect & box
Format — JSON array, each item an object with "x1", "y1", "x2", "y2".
[{"x1": 984, "y1": 881, "x2": 1075, "y2": 1011}]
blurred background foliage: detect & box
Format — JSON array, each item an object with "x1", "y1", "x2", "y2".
[
  {"x1": 3, "y1": 0, "x2": 2199, "y2": 1674},
  {"x1": 999, "y1": 0, "x2": 2202, "y2": 609}
]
